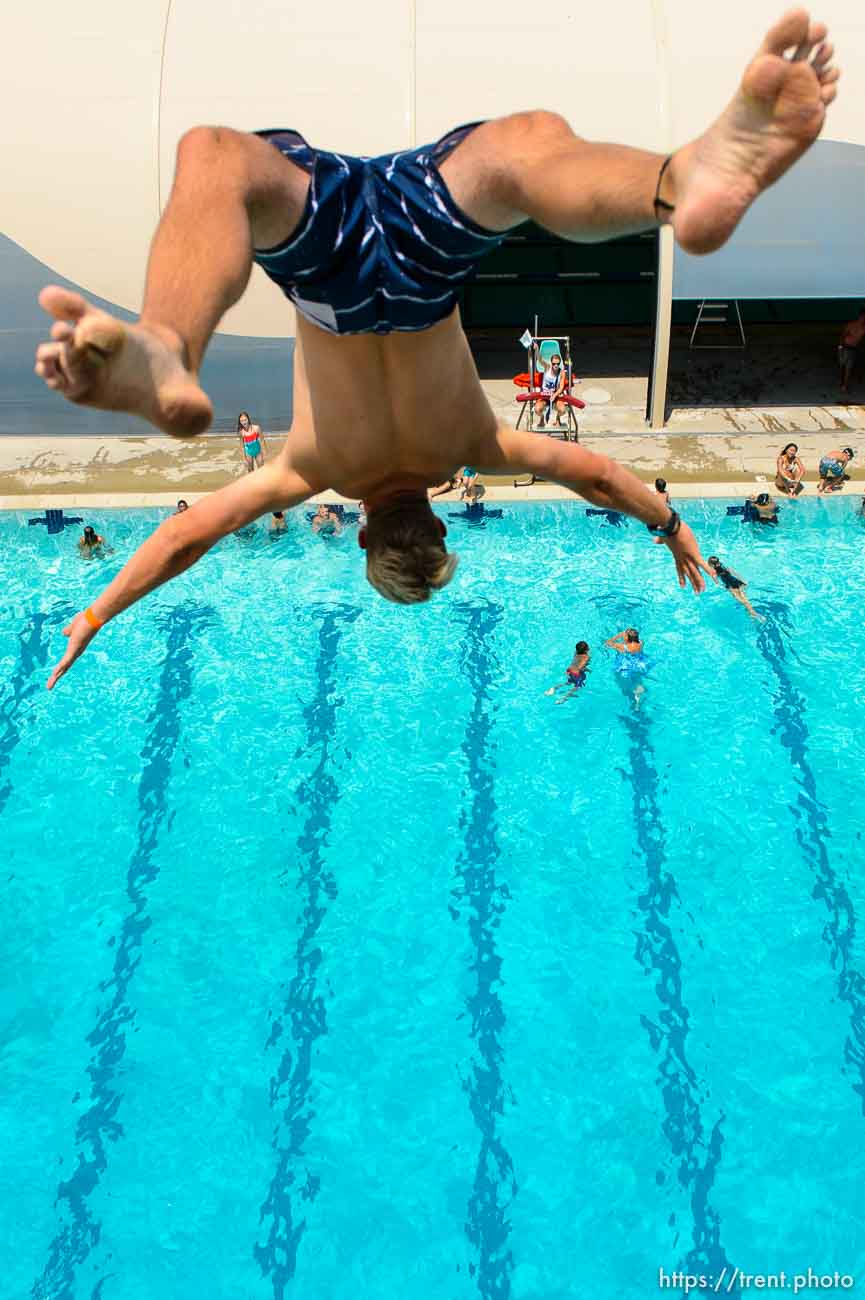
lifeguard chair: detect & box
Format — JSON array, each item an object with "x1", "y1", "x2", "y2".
[{"x1": 513, "y1": 331, "x2": 584, "y2": 441}]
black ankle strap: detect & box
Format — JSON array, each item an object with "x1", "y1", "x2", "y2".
[{"x1": 653, "y1": 155, "x2": 675, "y2": 217}]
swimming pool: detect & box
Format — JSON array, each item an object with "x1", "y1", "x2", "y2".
[{"x1": 3, "y1": 497, "x2": 865, "y2": 1300}]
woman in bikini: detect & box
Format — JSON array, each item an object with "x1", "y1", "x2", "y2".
[
  {"x1": 236, "y1": 410, "x2": 266, "y2": 472},
  {"x1": 775, "y1": 443, "x2": 805, "y2": 496}
]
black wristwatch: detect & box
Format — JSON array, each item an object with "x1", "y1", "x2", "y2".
[{"x1": 646, "y1": 508, "x2": 681, "y2": 537}]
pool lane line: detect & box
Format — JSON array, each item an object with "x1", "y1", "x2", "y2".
[
  {"x1": 254, "y1": 603, "x2": 360, "y2": 1300},
  {"x1": 0, "y1": 602, "x2": 73, "y2": 816},
  {"x1": 31, "y1": 602, "x2": 213, "y2": 1300},
  {"x1": 452, "y1": 600, "x2": 517, "y2": 1300},
  {"x1": 618, "y1": 707, "x2": 736, "y2": 1285},
  {"x1": 757, "y1": 607, "x2": 865, "y2": 1115}
]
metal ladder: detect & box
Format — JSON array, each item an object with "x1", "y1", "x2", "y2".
[{"x1": 689, "y1": 299, "x2": 746, "y2": 349}]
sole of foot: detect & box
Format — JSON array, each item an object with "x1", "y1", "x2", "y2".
[
  {"x1": 672, "y1": 8, "x2": 839, "y2": 256},
  {"x1": 34, "y1": 286, "x2": 213, "y2": 436}
]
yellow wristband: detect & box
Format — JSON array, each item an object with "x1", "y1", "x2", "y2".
[{"x1": 83, "y1": 606, "x2": 104, "y2": 631}]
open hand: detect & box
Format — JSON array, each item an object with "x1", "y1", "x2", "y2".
[
  {"x1": 46, "y1": 612, "x2": 99, "y2": 690},
  {"x1": 654, "y1": 521, "x2": 716, "y2": 593}
]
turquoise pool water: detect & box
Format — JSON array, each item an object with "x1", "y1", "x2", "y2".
[{"x1": 2, "y1": 498, "x2": 865, "y2": 1300}]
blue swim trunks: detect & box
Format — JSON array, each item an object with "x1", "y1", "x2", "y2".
[
  {"x1": 616, "y1": 653, "x2": 652, "y2": 677},
  {"x1": 253, "y1": 123, "x2": 507, "y2": 335}
]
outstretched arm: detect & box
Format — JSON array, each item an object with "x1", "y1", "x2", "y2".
[
  {"x1": 483, "y1": 427, "x2": 714, "y2": 592},
  {"x1": 47, "y1": 460, "x2": 315, "y2": 690}
]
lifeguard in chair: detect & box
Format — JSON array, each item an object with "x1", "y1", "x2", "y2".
[
  {"x1": 534, "y1": 352, "x2": 568, "y2": 429},
  {"x1": 513, "y1": 333, "x2": 584, "y2": 441}
]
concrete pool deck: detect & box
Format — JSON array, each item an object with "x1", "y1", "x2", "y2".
[{"x1": 0, "y1": 415, "x2": 862, "y2": 510}]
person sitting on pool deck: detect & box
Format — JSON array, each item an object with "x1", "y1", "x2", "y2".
[
  {"x1": 706, "y1": 556, "x2": 763, "y2": 621},
  {"x1": 534, "y1": 354, "x2": 568, "y2": 430},
  {"x1": 428, "y1": 472, "x2": 464, "y2": 499},
  {"x1": 817, "y1": 446, "x2": 855, "y2": 493},
  {"x1": 34, "y1": 10, "x2": 840, "y2": 688},
  {"x1": 747, "y1": 491, "x2": 779, "y2": 524},
  {"x1": 775, "y1": 442, "x2": 804, "y2": 496},
  {"x1": 545, "y1": 640, "x2": 590, "y2": 703}
]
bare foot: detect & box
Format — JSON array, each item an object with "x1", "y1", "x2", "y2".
[
  {"x1": 670, "y1": 9, "x2": 839, "y2": 255},
  {"x1": 34, "y1": 287, "x2": 213, "y2": 436}
]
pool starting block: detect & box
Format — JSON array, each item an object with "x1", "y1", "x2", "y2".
[
  {"x1": 28, "y1": 509, "x2": 83, "y2": 535},
  {"x1": 586, "y1": 508, "x2": 626, "y2": 527}
]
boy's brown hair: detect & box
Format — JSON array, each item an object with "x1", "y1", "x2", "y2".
[{"x1": 363, "y1": 498, "x2": 458, "y2": 604}]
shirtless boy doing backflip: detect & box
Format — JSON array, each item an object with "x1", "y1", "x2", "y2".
[{"x1": 36, "y1": 10, "x2": 839, "y2": 689}]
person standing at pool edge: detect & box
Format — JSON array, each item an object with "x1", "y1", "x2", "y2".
[
  {"x1": 838, "y1": 308, "x2": 865, "y2": 395},
  {"x1": 236, "y1": 411, "x2": 265, "y2": 472},
  {"x1": 33, "y1": 11, "x2": 840, "y2": 687}
]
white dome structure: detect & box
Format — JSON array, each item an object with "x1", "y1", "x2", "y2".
[{"x1": 3, "y1": 0, "x2": 864, "y2": 431}]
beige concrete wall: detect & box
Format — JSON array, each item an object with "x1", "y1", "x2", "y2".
[
  {"x1": 5, "y1": 0, "x2": 863, "y2": 337},
  {"x1": 3, "y1": 2, "x2": 167, "y2": 309}
]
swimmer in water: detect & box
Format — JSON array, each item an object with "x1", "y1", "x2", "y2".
[
  {"x1": 174, "y1": 499, "x2": 189, "y2": 514},
  {"x1": 606, "y1": 627, "x2": 650, "y2": 708},
  {"x1": 544, "y1": 640, "x2": 590, "y2": 703},
  {"x1": 311, "y1": 503, "x2": 343, "y2": 536},
  {"x1": 747, "y1": 491, "x2": 779, "y2": 524},
  {"x1": 78, "y1": 525, "x2": 110, "y2": 558},
  {"x1": 706, "y1": 556, "x2": 764, "y2": 621},
  {"x1": 36, "y1": 10, "x2": 839, "y2": 687},
  {"x1": 270, "y1": 510, "x2": 287, "y2": 533}
]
